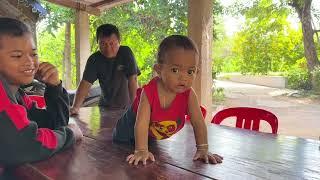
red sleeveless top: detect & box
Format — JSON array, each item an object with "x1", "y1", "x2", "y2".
[{"x1": 132, "y1": 77, "x2": 190, "y2": 140}]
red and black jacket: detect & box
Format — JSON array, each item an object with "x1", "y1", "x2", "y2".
[{"x1": 0, "y1": 76, "x2": 75, "y2": 166}]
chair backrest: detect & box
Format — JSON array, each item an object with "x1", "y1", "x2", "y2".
[
  {"x1": 29, "y1": 95, "x2": 46, "y2": 109},
  {"x1": 211, "y1": 107, "x2": 278, "y2": 134},
  {"x1": 185, "y1": 106, "x2": 207, "y2": 121}
]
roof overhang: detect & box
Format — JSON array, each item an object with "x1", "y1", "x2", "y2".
[{"x1": 45, "y1": 0, "x2": 133, "y2": 16}]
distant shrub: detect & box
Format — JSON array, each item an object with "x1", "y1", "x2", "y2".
[
  {"x1": 312, "y1": 66, "x2": 320, "y2": 93},
  {"x1": 286, "y1": 69, "x2": 311, "y2": 90},
  {"x1": 285, "y1": 58, "x2": 311, "y2": 90},
  {"x1": 212, "y1": 87, "x2": 225, "y2": 104}
]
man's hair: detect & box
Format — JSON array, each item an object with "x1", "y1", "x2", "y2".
[
  {"x1": 157, "y1": 35, "x2": 199, "y2": 64},
  {"x1": 96, "y1": 24, "x2": 120, "y2": 43}
]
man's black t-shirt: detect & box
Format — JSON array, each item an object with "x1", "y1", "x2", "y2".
[{"x1": 82, "y1": 46, "x2": 140, "y2": 109}]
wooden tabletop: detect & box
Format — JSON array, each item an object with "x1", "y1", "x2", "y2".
[{"x1": 14, "y1": 106, "x2": 320, "y2": 180}]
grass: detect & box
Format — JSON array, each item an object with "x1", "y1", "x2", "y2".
[{"x1": 212, "y1": 87, "x2": 225, "y2": 105}]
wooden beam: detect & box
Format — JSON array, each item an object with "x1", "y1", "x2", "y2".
[
  {"x1": 94, "y1": 0, "x2": 133, "y2": 10},
  {"x1": 91, "y1": 0, "x2": 113, "y2": 7},
  {"x1": 46, "y1": 0, "x2": 101, "y2": 16}
]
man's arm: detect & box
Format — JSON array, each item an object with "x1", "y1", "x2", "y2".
[
  {"x1": 128, "y1": 75, "x2": 138, "y2": 104},
  {"x1": 70, "y1": 80, "x2": 92, "y2": 115}
]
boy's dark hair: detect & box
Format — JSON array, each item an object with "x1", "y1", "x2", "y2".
[
  {"x1": 0, "y1": 17, "x2": 31, "y2": 39},
  {"x1": 0, "y1": 17, "x2": 31, "y2": 49},
  {"x1": 96, "y1": 24, "x2": 120, "y2": 43},
  {"x1": 157, "y1": 35, "x2": 199, "y2": 64}
]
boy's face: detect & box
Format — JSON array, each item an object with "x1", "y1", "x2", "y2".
[
  {"x1": 0, "y1": 33, "x2": 39, "y2": 87},
  {"x1": 98, "y1": 33, "x2": 120, "y2": 58}
]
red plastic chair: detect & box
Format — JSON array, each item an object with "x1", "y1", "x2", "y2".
[
  {"x1": 211, "y1": 107, "x2": 278, "y2": 134},
  {"x1": 185, "y1": 106, "x2": 207, "y2": 121},
  {"x1": 29, "y1": 95, "x2": 46, "y2": 109}
]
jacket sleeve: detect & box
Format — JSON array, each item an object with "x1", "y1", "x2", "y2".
[
  {"x1": 0, "y1": 100, "x2": 75, "y2": 166},
  {"x1": 24, "y1": 82, "x2": 70, "y2": 129},
  {"x1": 0, "y1": 79, "x2": 75, "y2": 166}
]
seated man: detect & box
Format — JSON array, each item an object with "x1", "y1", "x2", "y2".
[{"x1": 70, "y1": 24, "x2": 140, "y2": 115}]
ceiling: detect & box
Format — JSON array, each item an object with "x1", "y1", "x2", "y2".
[{"x1": 45, "y1": 0, "x2": 133, "y2": 16}]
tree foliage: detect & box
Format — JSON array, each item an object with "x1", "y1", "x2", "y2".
[
  {"x1": 88, "y1": 0, "x2": 191, "y2": 84},
  {"x1": 88, "y1": 0, "x2": 222, "y2": 84},
  {"x1": 214, "y1": 0, "x2": 305, "y2": 75},
  {"x1": 38, "y1": 0, "x2": 222, "y2": 87},
  {"x1": 212, "y1": 0, "x2": 320, "y2": 89},
  {"x1": 37, "y1": 25, "x2": 77, "y2": 88},
  {"x1": 221, "y1": 0, "x2": 319, "y2": 74},
  {"x1": 38, "y1": 0, "x2": 75, "y2": 35}
]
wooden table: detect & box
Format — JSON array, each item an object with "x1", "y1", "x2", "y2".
[{"x1": 14, "y1": 106, "x2": 320, "y2": 180}]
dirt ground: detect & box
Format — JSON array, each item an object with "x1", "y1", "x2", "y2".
[{"x1": 212, "y1": 80, "x2": 320, "y2": 140}]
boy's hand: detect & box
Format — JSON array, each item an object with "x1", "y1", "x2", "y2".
[
  {"x1": 35, "y1": 62, "x2": 60, "y2": 86},
  {"x1": 126, "y1": 150, "x2": 155, "y2": 165},
  {"x1": 67, "y1": 123, "x2": 83, "y2": 142},
  {"x1": 193, "y1": 149, "x2": 223, "y2": 164},
  {"x1": 70, "y1": 106, "x2": 80, "y2": 116}
]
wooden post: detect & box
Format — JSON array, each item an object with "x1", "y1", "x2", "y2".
[
  {"x1": 188, "y1": 0, "x2": 213, "y2": 120},
  {"x1": 63, "y1": 22, "x2": 72, "y2": 89},
  {"x1": 75, "y1": 10, "x2": 91, "y2": 84}
]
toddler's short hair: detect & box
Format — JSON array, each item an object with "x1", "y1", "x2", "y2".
[{"x1": 157, "y1": 35, "x2": 198, "y2": 64}]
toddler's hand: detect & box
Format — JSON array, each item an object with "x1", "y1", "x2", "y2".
[
  {"x1": 35, "y1": 62, "x2": 60, "y2": 86},
  {"x1": 126, "y1": 150, "x2": 155, "y2": 165},
  {"x1": 193, "y1": 149, "x2": 223, "y2": 164}
]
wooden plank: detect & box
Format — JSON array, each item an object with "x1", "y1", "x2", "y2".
[
  {"x1": 72, "y1": 107, "x2": 320, "y2": 179},
  {"x1": 14, "y1": 106, "x2": 320, "y2": 179},
  {"x1": 71, "y1": 106, "x2": 126, "y2": 139},
  {"x1": 16, "y1": 137, "x2": 210, "y2": 180},
  {"x1": 46, "y1": 0, "x2": 101, "y2": 16},
  {"x1": 14, "y1": 164, "x2": 51, "y2": 180},
  {"x1": 91, "y1": 0, "x2": 113, "y2": 7},
  {"x1": 94, "y1": 0, "x2": 133, "y2": 10},
  {"x1": 152, "y1": 124, "x2": 320, "y2": 180}
]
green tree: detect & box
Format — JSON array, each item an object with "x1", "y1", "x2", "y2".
[
  {"x1": 288, "y1": 0, "x2": 319, "y2": 72},
  {"x1": 89, "y1": 0, "x2": 222, "y2": 84},
  {"x1": 226, "y1": 0, "x2": 319, "y2": 74},
  {"x1": 39, "y1": 1, "x2": 75, "y2": 88},
  {"x1": 38, "y1": 0, "x2": 222, "y2": 86},
  {"x1": 228, "y1": 0, "x2": 304, "y2": 74}
]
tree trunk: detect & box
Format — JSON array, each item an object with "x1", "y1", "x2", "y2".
[
  {"x1": 291, "y1": 0, "x2": 319, "y2": 72},
  {"x1": 63, "y1": 22, "x2": 72, "y2": 89}
]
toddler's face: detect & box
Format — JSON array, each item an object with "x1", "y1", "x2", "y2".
[
  {"x1": 0, "y1": 33, "x2": 39, "y2": 87},
  {"x1": 158, "y1": 48, "x2": 198, "y2": 93}
]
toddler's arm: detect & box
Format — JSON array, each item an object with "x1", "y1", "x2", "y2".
[
  {"x1": 126, "y1": 90, "x2": 155, "y2": 165},
  {"x1": 188, "y1": 88, "x2": 223, "y2": 164}
]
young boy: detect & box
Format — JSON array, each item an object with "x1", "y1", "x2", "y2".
[{"x1": 0, "y1": 17, "x2": 82, "y2": 167}]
